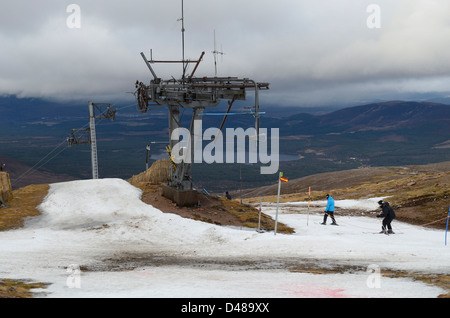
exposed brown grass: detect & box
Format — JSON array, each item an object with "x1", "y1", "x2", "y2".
[
  {"x1": 382, "y1": 270, "x2": 450, "y2": 298},
  {"x1": 0, "y1": 184, "x2": 50, "y2": 298},
  {"x1": 0, "y1": 184, "x2": 49, "y2": 231},
  {"x1": 0, "y1": 279, "x2": 49, "y2": 298},
  {"x1": 289, "y1": 264, "x2": 450, "y2": 298}
]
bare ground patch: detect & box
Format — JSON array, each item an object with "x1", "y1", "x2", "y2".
[{"x1": 78, "y1": 253, "x2": 450, "y2": 298}]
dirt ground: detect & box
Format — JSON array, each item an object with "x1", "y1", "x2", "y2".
[
  {"x1": 135, "y1": 183, "x2": 294, "y2": 234},
  {"x1": 139, "y1": 184, "x2": 243, "y2": 227}
]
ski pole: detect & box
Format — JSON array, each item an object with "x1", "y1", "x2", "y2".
[
  {"x1": 445, "y1": 206, "x2": 450, "y2": 246},
  {"x1": 307, "y1": 186, "x2": 310, "y2": 226}
]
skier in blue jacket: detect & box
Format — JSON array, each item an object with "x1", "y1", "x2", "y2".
[{"x1": 321, "y1": 194, "x2": 338, "y2": 225}]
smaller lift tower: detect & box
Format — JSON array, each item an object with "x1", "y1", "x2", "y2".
[{"x1": 68, "y1": 102, "x2": 116, "y2": 179}]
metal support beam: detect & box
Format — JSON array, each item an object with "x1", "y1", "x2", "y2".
[
  {"x1": 140, "y1": 52, "x2": 158, "y2": 80},
  {"x1": 88, "y1": 101, "x2": 99, "y2": 180},
  {"x1": 168, "y1": 104, "x2": 180, "y2": 187}
]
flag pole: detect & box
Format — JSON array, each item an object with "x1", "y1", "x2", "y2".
[
  {"x1": 445, "y1": 205, "x2": 450, "y2": 246},
  {"x1": 274, "y1": 172, "x2": 282, "y2": 235},
  {"x1": 257, "y1": 196, "x2": 262, "y2": 233},
  {"x1": 307, "y1": 186, "x2": 311, "y2": 226}
]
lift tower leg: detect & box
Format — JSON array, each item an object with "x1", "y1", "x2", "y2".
[{"x1": 88, "y1": 101, "x2": 99, "y2": 180}]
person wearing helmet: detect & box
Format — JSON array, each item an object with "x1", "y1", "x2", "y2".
[{"x1": 377, "y1": 200, "x2": 396, "y2": 234}]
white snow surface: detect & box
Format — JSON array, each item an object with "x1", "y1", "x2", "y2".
[{"x1": 0, "y1": 178, "x2": 448, "y2": 298}]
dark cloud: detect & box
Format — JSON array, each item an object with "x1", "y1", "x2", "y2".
[{"x1": 1, "y1": 0, "x2": 450, "y2": 106}]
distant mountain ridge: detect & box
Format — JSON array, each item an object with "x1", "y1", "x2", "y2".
[
  {"x1": 0, "y1": 95, "x2": 86, "y2": 122},
  {"x1": 273, "y1": 100, "x2": 450, "y2": 136},
  {"x1": 1, "y1": 95, "x2": 448, "y2": 130},
  {"x1": 319, "y1": 100, "x2": 450, "y2": 131},
  {"x1": 1, "y1": 95, "x2": 449, "y2": 190}
]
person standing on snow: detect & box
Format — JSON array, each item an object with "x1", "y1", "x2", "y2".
[
  {"x1": 321, "y1": 194, "x2": 338, "y2": 225},
  {"x1": 377, "y1": 200, "x2": 396, "y2": 234}
]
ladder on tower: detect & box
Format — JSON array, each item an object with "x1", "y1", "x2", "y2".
[{"x1": 89, "y1": 104, "x2": 99, "y2": 179}]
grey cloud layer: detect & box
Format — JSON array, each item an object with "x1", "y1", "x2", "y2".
[{"x1": 1, "y1": 0, "x2": 450, "y2": 105}]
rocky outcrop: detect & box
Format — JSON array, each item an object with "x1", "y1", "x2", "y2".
[{"x1": 0, "y1": 172, "x2": 13, "y2": 204}]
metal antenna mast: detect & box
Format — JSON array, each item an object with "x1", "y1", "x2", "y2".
[
  {"x1": 212, "y1": 30, "x2": 224, "y2": 77},
  {"x1": 179, "y1": 0, "x2": 186, "y2": 81}
]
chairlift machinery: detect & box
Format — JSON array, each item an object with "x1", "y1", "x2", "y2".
[{"x1": 134, "y1": 0, "x2": 269, "y2": 205}]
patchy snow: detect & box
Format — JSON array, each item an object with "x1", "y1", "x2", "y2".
[{"x1": 0, "y1": 178, "x2": 448, "y2": 298}]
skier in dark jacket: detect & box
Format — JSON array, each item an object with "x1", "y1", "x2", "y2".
[{"x1": 377, "y1": 200, "x2": 396, "y2": 234}]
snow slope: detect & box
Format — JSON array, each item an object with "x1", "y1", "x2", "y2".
[{"x1": 0, "y1": 178, "x2": 448, "y2": 298}]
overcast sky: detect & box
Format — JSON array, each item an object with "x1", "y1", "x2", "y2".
[{"x1": 2, "y1": 0, "x2": 450, "y2": 107}]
